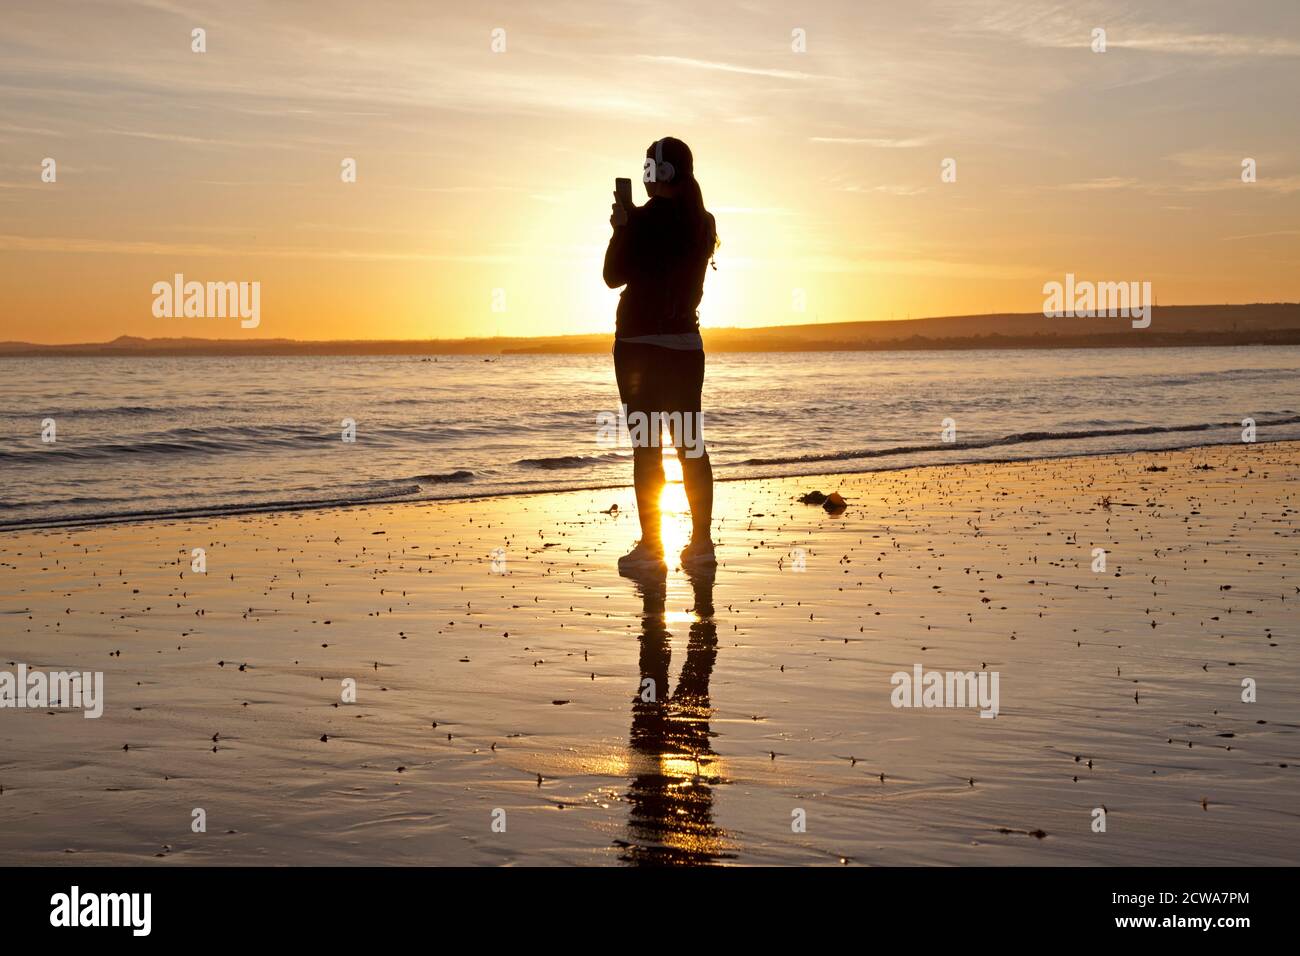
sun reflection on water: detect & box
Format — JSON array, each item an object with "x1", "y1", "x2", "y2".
[{"x1": 618, "y1": 554, "x2": 730, "y2": 865}]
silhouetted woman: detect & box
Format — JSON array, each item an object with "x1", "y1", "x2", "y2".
[{"x1": 604, "y1": 137, "x2": 717, "y2": 571}]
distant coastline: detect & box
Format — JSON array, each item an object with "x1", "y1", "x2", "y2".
[{"x1": 5, "y1": 303, "x2": 1298, "y2": 357}]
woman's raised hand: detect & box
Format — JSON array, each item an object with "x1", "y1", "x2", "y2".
[{"x1": 610, "y1": 192, "x2": 628, "y2": 228}]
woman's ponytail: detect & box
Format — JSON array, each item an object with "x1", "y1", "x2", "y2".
[{"x1": 684, "y1": 176, "x2": 715, "y2": 258}]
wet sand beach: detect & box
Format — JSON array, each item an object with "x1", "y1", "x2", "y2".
[{"x1": 1, "y1": 442, "x2": 1297, "y2": 865}]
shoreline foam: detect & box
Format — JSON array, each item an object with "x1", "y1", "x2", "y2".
[{"x1": 4, "y1": 429, "x2": 1296, "y2": 534}]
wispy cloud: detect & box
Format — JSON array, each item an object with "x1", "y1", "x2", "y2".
[
  {"x1": 810, "y1": 136, "x2": 930, "y2": 148},
  {"x1": 1061, "y1": 177, "x2": 1141, "y2": 191},
  {"x1": 837, "y1": 184, "x2": 929, "y2": 196},
  {"x1": 0, "y1": 234, "x2": 521, "y2": 263},
  {"x1": 635, "y1": 55, "x2": 820, "y2": 81},
  {"x1": 944, "y1": 0, "x2": 1300, "y2": 57},
  {"x1": 1223, "y1": 229, "x2": 1300, "y2": 241}
]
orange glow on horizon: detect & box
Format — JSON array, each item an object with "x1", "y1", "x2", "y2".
[{"x1": 2, "y1": 3, "x2": 1297, "y2": 344}]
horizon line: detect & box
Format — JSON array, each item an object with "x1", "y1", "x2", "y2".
[{"x1": 6, "y1": 301, "x2": 1299, "y2": 349}]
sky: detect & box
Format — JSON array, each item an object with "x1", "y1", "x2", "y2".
[{"x1": 1, "y1": 0, "x2": 1298, "y2": 343}]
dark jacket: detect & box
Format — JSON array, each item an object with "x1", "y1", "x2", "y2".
[{"x1": 603, "y1": 196, "x2": 714, "y2": 338}]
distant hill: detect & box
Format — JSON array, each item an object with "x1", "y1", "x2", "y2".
[{"x1": 4, "y1": 303, "x2": 1299, "y2": 356}]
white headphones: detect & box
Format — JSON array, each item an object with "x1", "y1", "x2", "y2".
[{"x1": 649, "y1": 138, "x2": 676, "y2": 184}]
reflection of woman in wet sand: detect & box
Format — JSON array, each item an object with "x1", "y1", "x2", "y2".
[
  {"x1": 604, "y1": 137, "x2": 718, "y2": 573},
  {"x1": 618, "y1": 563, "x2": 729, "y2": 865}
]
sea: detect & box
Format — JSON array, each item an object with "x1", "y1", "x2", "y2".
[{"x1": 2, "y1": 346, "x2": 1297, "y2": 530}]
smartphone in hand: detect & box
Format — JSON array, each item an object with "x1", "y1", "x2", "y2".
[{"x1": 615, "y1": 177, "x2": 633, "y2": 210}]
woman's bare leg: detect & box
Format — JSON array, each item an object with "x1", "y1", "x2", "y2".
[
  {"x1": 632, "y1": 444, "x2": 666, "y2": 543},
  {"x1": 678, "y1": 445, "x2": 713, "y2": 541}
]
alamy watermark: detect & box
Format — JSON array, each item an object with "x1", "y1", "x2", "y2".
[
  {"x1": 890, "y1": 664, "x2": 999, "y2": 718},
  {"x1": 152, "y1": 273, "x2": 260, "y2": 328},
  {"x1": 596, "y1": 404, "x2": 705, "y2": 458},
  {"x1": 1043, "y1": 273, "x2": 1151, "y2": 328},
  {"x1": 0, "y1": 663, "x2": 104, "y2": 718},
  {"x1": 50, "y1": 886, "x2": 150, "y2": 936}
]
